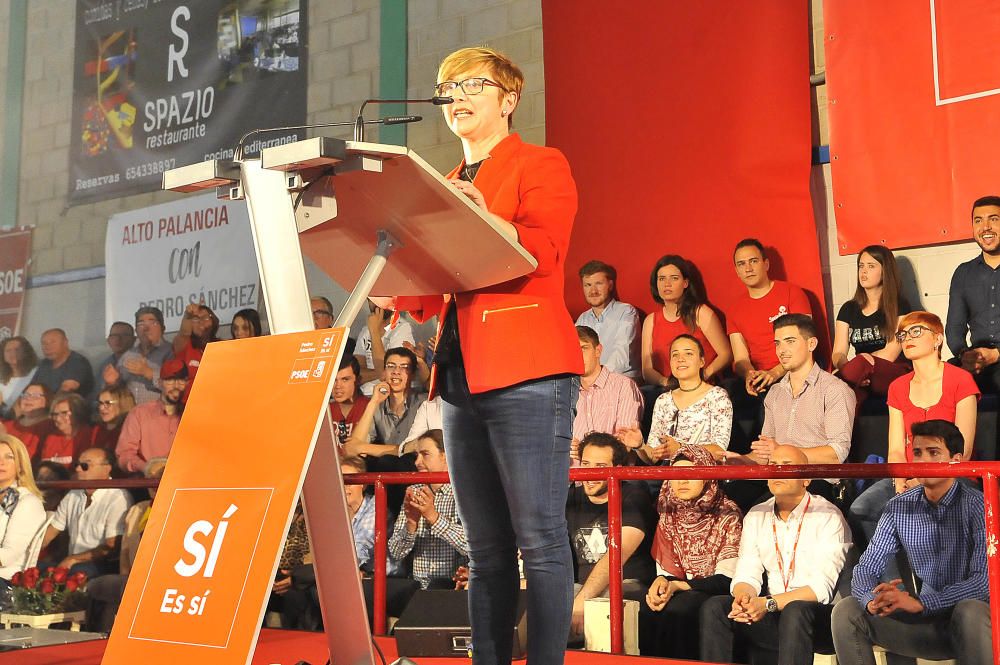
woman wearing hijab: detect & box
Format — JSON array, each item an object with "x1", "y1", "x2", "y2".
[{"x1": 639, "y1": 445, "x2": 742, "y2": 659}]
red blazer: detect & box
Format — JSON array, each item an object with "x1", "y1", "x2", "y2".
[{"x1": 399, "y1": 133, "x2": 583, "y2": 394}]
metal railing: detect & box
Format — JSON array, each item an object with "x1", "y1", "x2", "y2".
[
  {"x1": 38, "y1": 463, "x2": 1000, "y2": 658},
  {"x1": 347, "y1": 461, "x2": 1000, "y2": 657}
]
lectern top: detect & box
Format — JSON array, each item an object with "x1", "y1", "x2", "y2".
[{"x1": 260, "y1": 137, "x2": 538, "y2": 297}]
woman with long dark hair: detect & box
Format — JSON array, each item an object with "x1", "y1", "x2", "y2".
[
  {"x1": 0, "y1": 337, "x2": 38, "y2": 419},
  {"x1": 640, "y1": 255, "x2": 731, "y2": 389},
  {"x1": 833, "y1": 245, "x2": 911, "y2": 403},
  {"x1": 230, "y1": 308, "x2": 262, "y2": 339}
]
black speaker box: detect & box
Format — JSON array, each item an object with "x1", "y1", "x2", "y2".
[{"x1": 393, "y1": 589, "x2": 527, "y2": 659}]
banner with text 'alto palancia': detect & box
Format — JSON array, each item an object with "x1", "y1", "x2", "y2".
[
  {"x1": 102, "y1": 328, "x2": 346, "y2": 665},
  {"x1": 105, "y1": 191, "x2": 260, "y2": 334}
]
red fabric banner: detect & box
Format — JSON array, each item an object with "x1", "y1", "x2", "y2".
[
  {"x1": 825, "y1": 0, "x2": 1000, "y2": 254},
  {"x1": 0, "y1": 229, "x2": 32, "y2": 341},
  {"x1": 543, "y1": 1, "x2": 827, "y2": 346}
]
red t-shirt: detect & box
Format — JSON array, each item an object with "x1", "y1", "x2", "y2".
[
  {"x1": 90, "y1": 422, "x2": 123, "y2": 455},
  {"x1": 175, "y1": 340, "x2": 204, "y2": 402},
  {"x1": 887, "y1": 363, "x2": 980, "y2": 461},
  {"x1": 726, "y1": 280, "x2": 811, "y2": 371},
  {"x1": 39, "y1": 425, "x2": 94, "y2": 467},
  {"x1": 650, "y1": 310, "x2": 716, "y2": 378},
  {"x1": 3, "y1": 418, "x2": 53, "y2": 458},
  {"x1": 330, "y1": 395, "x2": 371, "y2": 446}
]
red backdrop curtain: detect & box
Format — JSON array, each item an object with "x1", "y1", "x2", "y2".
[{"x1": 542, "y1": 1, "x2": 828, "y2": 347}]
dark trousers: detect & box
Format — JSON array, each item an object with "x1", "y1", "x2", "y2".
[
  {"x1": 701, "y1": 595, "x2": 834, "y2": 665},
  {"x1": 439, "y1": 360, "x2": 577, "y2": 665},
  {"x1": 638, "y1": 589, "x2": 714, "y2": 660}
]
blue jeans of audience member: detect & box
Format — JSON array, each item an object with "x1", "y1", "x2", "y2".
[
  {"x1": 832, "y1": 596, "x2": 993, "y2": 665},
  {"x1": 439, "y1": 360, "x2": 577, "y2": 665}
]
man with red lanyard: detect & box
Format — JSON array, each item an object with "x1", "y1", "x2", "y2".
[{"x1": 700, "y1": 445, "x2": 852, "y2": 665}]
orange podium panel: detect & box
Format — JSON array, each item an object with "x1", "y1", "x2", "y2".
[{"x1": 103, "y1": 329, "x2": 347, "y2": 665}]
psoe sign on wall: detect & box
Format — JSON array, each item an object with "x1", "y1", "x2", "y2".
[{"x1": 105, "y1": 192, "x2": 260, "y2": 332}]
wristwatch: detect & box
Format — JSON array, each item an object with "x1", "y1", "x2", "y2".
[{"x1": 765, "y1": 595, "x2": 778, "y2": 613}]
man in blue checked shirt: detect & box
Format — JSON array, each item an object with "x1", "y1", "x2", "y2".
[{"x1": 832, "y1": 419, "x2": 992, "y2": 665}]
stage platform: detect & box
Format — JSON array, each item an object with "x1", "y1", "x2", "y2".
[{"x1": 4, "y1": 628, "x2": 690, "y2": 664}]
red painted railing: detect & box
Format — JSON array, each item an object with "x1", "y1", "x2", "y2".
[{"x1": 347, "y1": 461, "x2": 1000, "y2": 658}]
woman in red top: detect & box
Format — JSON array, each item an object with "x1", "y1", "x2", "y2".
[
  {"x1": 173, "y1": 303, "x2": 220, "y2": 399},
  {"x1": 850, "y1": 311, "x2": 979, "y2": 544},
  {"x1": 641, "y1": 255, "x2": 731, "y2": 388},
  {"x1": 391, "y1": 47, "x2": 582, "y2": 665},
  {"x1": 39, "y1": 392, "x2": 93, "y2": 467},
  {"x1": 91, "y1": 385, "x2": 136, "y2": 455},
  {"x1": 3, "y1": 383, "x2": 53, "y2": 458}
]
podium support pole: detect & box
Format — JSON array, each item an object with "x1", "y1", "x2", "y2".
[
  {"x1": 333, "y1": 229, "x2": 401, "y2": 329},
  {"x1": 240, "y1": 158, "x2": 378, "y2": 665}
]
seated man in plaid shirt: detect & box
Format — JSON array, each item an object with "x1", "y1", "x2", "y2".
[
  {"x1": 832, "y1": 419, "x2": 992, "y2": 665},
  {"x1": 388, "y1": 429, "x2": 468, "y2": 589}
]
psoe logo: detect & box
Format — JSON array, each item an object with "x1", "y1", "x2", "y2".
[{"x1": 289, "y1": 358, "x2": 313, "y2": 383}]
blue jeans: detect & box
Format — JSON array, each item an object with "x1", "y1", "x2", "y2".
[{"x1": 438, "y1": 361, "x2": 577, "y2": 665}]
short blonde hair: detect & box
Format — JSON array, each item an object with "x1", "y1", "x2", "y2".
[
  {"x1": 438, "y1": 47, "x2": 523, "y2": 127},
  {"x1": 0, "y1": 435, "x2": 41, "y2": 499}
]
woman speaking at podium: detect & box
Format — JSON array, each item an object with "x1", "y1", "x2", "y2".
[{"x1": 393, "y1": 47, "x2": 582, "y2": 664}]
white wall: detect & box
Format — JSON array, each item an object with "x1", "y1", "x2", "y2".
[{"x1": 815, "y1": 163, "x2": 980, "y2": 361}]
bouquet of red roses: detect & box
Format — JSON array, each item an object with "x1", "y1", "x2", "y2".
[{"x1": 8, "y1": 567, "x2": 88, "y2": 615}]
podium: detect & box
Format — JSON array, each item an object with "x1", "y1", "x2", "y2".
[{"x1": 114, "y1": 138, "x2": 538, "y2": 665}]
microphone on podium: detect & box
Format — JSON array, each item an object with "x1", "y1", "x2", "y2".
[
  {"x1": 232, "y1": 115, "x2": 423, "y2": 161},
  {"x1": 353, "y1": 97, "x2": 454, "y2": 142}
]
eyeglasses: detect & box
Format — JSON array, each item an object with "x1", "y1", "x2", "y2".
[
  {"x1": 312, "y1": 310, "x2": 332, "y2": 318},
  {"x1": 190, "y1": 315, "x2": 212, "y2": 322},
  {"x1": 434, "y1": 77, "x2": 507, "y2": 97},
  {"x1": 74, "y1": 460, "x2": 107, "y2": 471},
  {"x1": 21, "y1": 392, "x2": 44, "y2": 400},
  {"x1": 895, "y1": 325, "x2": 935, "y2": 343},
  {"x1": 51, "y1": 410, "x2": 72, "y2": 419},
  {"x1": 97, "y1": 400, "x2": 118, "y2": 407},
  {"x1": 385, "y1": 362, "x2": 412, "y2": 372}
]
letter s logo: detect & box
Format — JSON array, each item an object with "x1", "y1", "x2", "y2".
[
  {"x1": 167, "y1": 6, "x2": 191, "y2": 83},
  {"x1": 174, "y1": 504, "x2": 238, "y2": 577}
]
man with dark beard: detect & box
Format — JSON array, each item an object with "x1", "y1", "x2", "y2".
[
  {"x1": 565, "y1": 432, "x2": 655, "y2": 639},
  {"x1": 947, "y1": 195, "x2": 1000, "y2": 392},
  {"x1": 115, "y1": 359, "x2": 185, "y2": 473}
]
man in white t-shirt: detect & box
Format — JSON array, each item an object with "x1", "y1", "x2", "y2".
[
  {"x1": 41, "y1": 447, "x2": 133, "y2": 578},
  {"x1": 354, "y1": 301, "x2": 415, "y2": 387}
]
